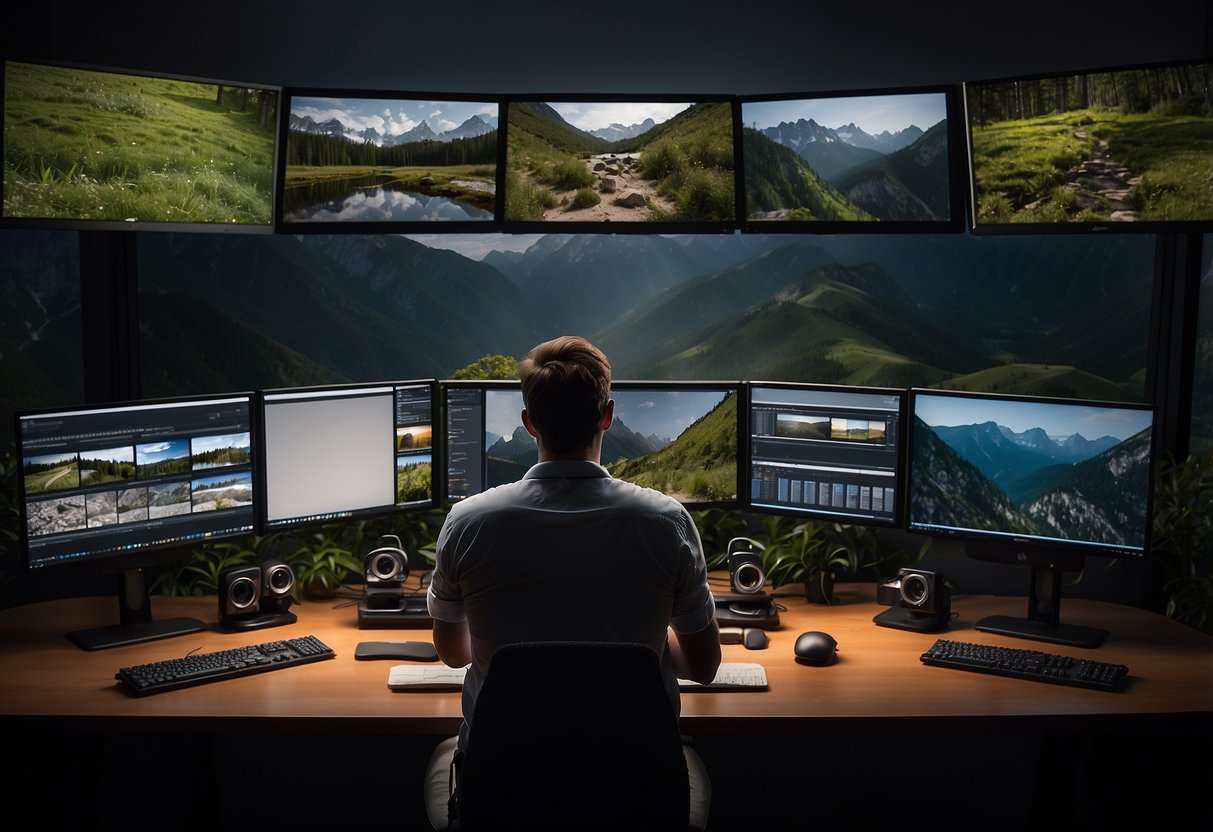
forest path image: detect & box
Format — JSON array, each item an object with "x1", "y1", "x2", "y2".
[
  {"x1": 532, "y1": 152, "x2": 677, "y2": 221},
  {"x1": 1022, "y1": 132, "x2": 1141, "y2": 221}
]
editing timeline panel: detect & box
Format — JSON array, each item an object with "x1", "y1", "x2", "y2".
[{"x1": 748, "y1": 385, "x2": 902, "y2": 525}]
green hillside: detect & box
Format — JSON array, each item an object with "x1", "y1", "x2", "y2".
[
  {"x1": 607, "y1": 392, "x2": 737, "y2": 503},
  {"x1": 631, "y1": 263, "x2": 973, "y2": 386},
  {"x1": 930, "y1": 363, "x2": 1136, "y2": 401},
  {"x1": 742, "y1": 127, "x2": 873, "y2": 221}
]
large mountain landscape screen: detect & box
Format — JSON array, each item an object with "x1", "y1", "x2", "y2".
[
  {"x1": 281, "y1": 93, "x2": 499, "y2": 224},
  {"x1": 740, "y1": 90, "x2": 956, "y2": 227},
  {"x1": 907, "y1": 391, "x2": 1154, "y2": 555}
]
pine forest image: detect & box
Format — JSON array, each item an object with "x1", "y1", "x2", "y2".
[
  {"x1": 2, "y1": 61, "x2": 278, "y2": 225},
  {"x1": 969, "y1": 62, "x2": 1213, "y2": 224},
  {"x1": 741, "y1": 92, "x2": 952, "y2": 222},
  {"x1": 283, "y1": 96, "x2": 498, "y2": 222},
  {"x1": 504, "y1": 100, "x2": 735, "y2": 223}
]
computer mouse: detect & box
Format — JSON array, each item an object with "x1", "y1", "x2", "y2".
[
  {"x1": 742, "y1": 627, "x2": 768, "y2": 650},
  {"x1": 794, "y1": 631, "x2": 838, "y2": 666}
]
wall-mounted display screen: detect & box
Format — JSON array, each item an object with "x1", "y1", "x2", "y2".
[
  {"x1": 278, "y1": 89, "x2": 501, "y2": 230},
  {"x1": 501, "y1": 96, "x2": 737, "y2": 232},
  {"x1": 2, "y1": 60, "x2": 279, "y2": 233},
  {"x1": 965, "y1": 59, "x2": 1213, "y2": 233},
  {"x1": 739, "y1": 86, "x2": 964, "y2": 232}
]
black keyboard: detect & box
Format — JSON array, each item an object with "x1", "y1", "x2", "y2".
[
  {"x1": 919, "y1": 638, "x2": 1129, "y2": 691},
  {"x1": 115, "y1": 634, "x2": 336, "y2": 696}
]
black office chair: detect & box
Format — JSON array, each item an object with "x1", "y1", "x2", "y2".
[{"x1": 427, "y1": 640, "x2": 710, "y2": 832}]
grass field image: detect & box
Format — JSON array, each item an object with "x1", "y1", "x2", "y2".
[
  {"x1": 3, "y1": 60, "x2": 278, "y2": 226},
  {"x1": 969, "y1": 62, "x2": 1213, "y2": 224},
  {"x1": 504, "y1": 100, "x2": 734, "y2": 223},
  {"x1": 283, "y1": 96, "x2": 498, "y2": 223},
  {"x1": 22, "y1": 452, "x2": 80, "y2": 494}
]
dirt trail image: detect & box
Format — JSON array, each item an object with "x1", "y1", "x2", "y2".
[{"x1": 538, "y1": 152, "x2": 677, "y2": 221}]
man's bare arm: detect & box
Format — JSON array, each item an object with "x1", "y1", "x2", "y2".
[
  {"x1": 668, "y1": 619, "x2": 722, "y2": 685},
  {"x1": 432, "y1": 618, "x2": 472, "y2": 667}
]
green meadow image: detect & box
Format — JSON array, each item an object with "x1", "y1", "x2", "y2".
[
  {"x1": 968, "y1": 62, "x2": 1213, "y2": 225},
  {"x1": 2, "y1": 60, "x2": 278, "y2": 225}
]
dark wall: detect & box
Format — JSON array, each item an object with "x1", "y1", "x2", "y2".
[{"x1": 7, "y1": 1, "x2": 1211, "y2": 93}]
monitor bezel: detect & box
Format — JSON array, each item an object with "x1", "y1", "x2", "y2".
[
  {"x1": 743, "y1": 380, "x2": 907, "y2": 527},
  {"x1": 275, "y1": 86, "x2": 505, "y2": 234},
  {"x1": 256, "y1": 379, "x2": 438, "y2": 532},
  {"x1": 499, "y1": 93, "x2": 741, "y2": 235},
  {"x1": 904, "y1": 386, "x2": 1157, "y2": 560},
  {"x1": 736, "y1": 84, "x2": 968, "y2": 235},
  {"x1": 1, "y1": 58, "x2": 281, "y2": 235},
  {"x1": 14, "y1": 391, "x2": 260, "y2": 575},
  {"x1": 964, "y1": 57, "x2": 1213, "y2": 236}
]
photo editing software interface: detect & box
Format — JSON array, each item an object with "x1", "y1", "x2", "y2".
[
  {"x1": 18, "y1": 396, "x2": 257, "y2": 569},
  {"x1": 261, "y1": 382, "x2": 434, "y2": 528},
  {"x1": 445, "y1": 381, "x2": 741, "y2": 507},
  {"x1": 748, "y1": 384, "x2": 903, "y2": 524}
]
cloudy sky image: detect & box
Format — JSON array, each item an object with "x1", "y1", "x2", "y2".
[{"x1": 291, "y1": 95, "x2": 498, "y2": 143}]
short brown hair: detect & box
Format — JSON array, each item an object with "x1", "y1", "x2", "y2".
[{"x1": 518, "y1": 336, "x2": 612, "y2": 454}]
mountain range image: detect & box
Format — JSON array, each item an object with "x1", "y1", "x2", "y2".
[
  {"x1": 288, "y1": 113, "x2": 498, "y2": 147},
  {"x1": 910, "y1": 416, "x2": 1152, "y2": 548},
  {"x1": 744, "y1": 118, "x2": 951, "y2": 221},
  {"x1": 2, "y1": 227, "x2": 1154, "y2": 456},
  {"x1": 588, "y1": 118, "x2": 658, "y2": 142}
]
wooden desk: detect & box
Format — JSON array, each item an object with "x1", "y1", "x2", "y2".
[
  {"x1": 1, "y1": 581, "x2": 1209, "y2": 830},
  {"x1": 0, "y1": 582, "x2": 1209, "y2": 733}
]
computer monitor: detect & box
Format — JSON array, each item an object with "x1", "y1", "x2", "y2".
[
  {"x1": 906, "y1": 388, "x2": 1156, "y2": 647},
  {"x1": 501, "y1": 95, "x2": 738, "y2": 233},
  {"x1": 738, "y1": 85, "x2": 965, "y2": 233},
  {"x1": 2, "y1": 59, "x2": 279, "y2": 233},
  {"x1": 965, "y1": 58, "x2": 1213, "y2": 233},
  {"x1": 259, "y1": 381, "x2": 436, "y2": 529},
  {"x1": 16, "y1": 394, "x2": 258, "y2": 650},
  {"x1": 443, "y1": 379, "x2": 742, "y2": 508},
  {"x1": 746, "y1": 382, "x2": 905, "y2": 526},
  {"x1": 277, "y1": 88, "x2": 502, "y2": 231}
]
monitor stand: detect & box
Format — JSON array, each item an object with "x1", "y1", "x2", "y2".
[
  {"x1": 66, "y1": 567, "x2": 206, "y2": 651},
  {"x1": 974, "y1": 563, "x2": 1107, "y2": 649}
]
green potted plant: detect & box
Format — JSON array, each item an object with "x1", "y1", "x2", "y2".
[
  {"x1": 749, "y1": 516, "x2": 861, "y2": 604},
  {"x1": 1151, "y1": 452, "x2": 1213, "y2": 634}
]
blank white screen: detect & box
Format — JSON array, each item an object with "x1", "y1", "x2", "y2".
[{"x1": 263, "y1": 390, "x2": 395, "y2": 523}]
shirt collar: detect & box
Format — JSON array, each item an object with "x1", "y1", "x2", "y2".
[{"x1": 523, "y1": 460, "x2": 611, "y2": 480}]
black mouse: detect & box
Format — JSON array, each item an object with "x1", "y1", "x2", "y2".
[{"x1": 794, "y1": 631, "x2": 838, "y2": 666}]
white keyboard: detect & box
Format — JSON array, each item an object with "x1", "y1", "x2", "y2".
[
  {"x1": 388, "y1": 664, "x2": 468, "y2": 691},
  {"x1": 678, "y1": 662, "x2": 769, "y2": 691}
]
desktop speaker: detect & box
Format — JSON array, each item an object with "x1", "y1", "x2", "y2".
[
  {"x1": 218, "y1": 565, "x2": 263, "y2": 621},
  {"x1": 261, "y1": 559, "x2": 296, "y2": 615},
  {"x1": 727, "y1": 538, "x2": 766, "y2": 595},
  {"x1": 218, "y1": 562, "x2": 299, "y2": 630}
]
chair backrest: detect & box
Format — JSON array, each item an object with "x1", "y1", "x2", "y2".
[{"x1": 454, "y1": 640, "x2": 690, "y2": 831}]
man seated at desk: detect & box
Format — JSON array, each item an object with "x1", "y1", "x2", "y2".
[{"x1": 424, "y1": 335, "x2": 721, "y2": 826}]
